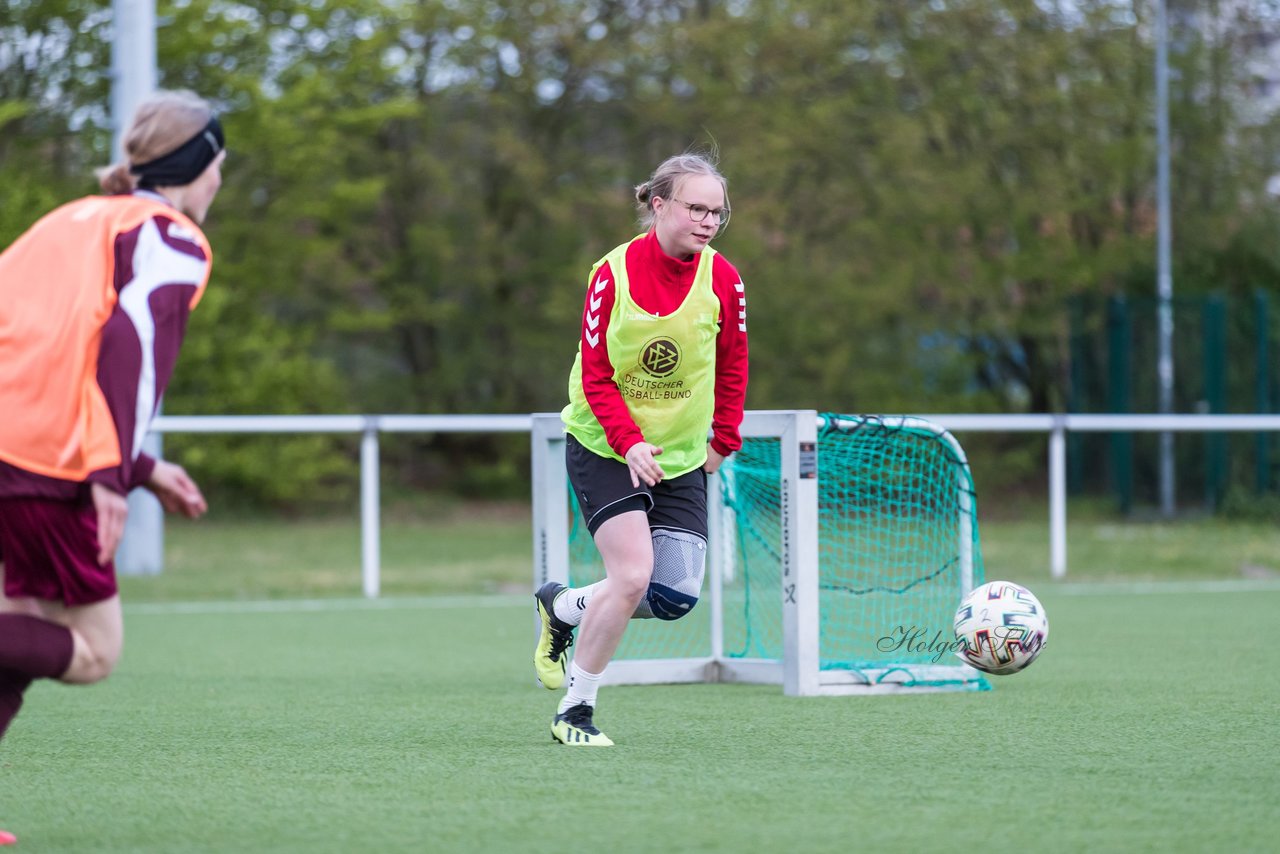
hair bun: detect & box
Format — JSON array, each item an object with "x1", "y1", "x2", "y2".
[
  {"x1": 634, "y1": 181, "x2": 651, "y2": 204},
  {"x1": 96, "y1": 162, "x2": 137, "y2": 195}
]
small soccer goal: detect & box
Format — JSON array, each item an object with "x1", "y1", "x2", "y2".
[{"x1": 531, "y1": 410, "x2": 989, "y2": 695}]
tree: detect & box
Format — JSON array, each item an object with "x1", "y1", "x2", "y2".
[{"x1": 4, "y1": 0, "x2": 1279, "y2": 503}]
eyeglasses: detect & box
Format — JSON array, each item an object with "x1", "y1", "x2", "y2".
[{"x1": 671, "y1": 198, "x2": 731, "y2": 228}]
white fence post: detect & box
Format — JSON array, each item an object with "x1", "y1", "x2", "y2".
[
  {"x1": 360, "y1": 419, "x2": 381, "y2": 599},
  {"x1": 1050, "y1": 419, "x2": 1068, "y2": 579}
]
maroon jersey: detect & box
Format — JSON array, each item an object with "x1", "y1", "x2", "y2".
[{"x1": 0, "y1": 190, "x2": 211, "y2": 499}]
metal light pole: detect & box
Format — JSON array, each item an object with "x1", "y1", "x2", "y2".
[
  {"x1": 111, "y1": 0, "x2": 164, "y2": 575},
  {"x1": 1156, "y1": 0, "x2": 1176, "y2": 518}
]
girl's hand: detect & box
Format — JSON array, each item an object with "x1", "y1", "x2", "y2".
[
  {"x1": 146, "y1": 459, "x2": 208, "y2": 519},
  {"x1": 90, "y1": 483, "x2": 129, "y2": 566},
  {"x1": 624, "y1": 442, "x2": 665, "y2": 487}
]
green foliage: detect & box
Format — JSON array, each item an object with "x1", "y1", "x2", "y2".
[
  {"x1": 1219, "y1": 483, "x2": 1280, "y2": 523},
  {"x1": 4, "y1": 0, "x2": 1280, "y2": 505},
  {"x1": 0, "y1": 2, "x2": 111, "y2": 242}
]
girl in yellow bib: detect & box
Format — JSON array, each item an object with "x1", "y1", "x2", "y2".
[{"x1": 534, "y1": 153, "x2": 749, "y2": 745}]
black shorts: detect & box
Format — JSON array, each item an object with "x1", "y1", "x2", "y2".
[{"x1": 565, "y1": 434, "x2": 708, "y2": 539}]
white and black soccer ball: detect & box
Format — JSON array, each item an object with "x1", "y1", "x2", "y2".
[{"x1": 953, "y1": 580, "x2": 1049, "y2": 675}]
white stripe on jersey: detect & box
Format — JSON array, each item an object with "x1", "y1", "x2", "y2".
[{"x1": 117, "y1": 217, "x2": 209, "y2": 460}]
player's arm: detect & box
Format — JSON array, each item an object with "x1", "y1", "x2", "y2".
[
  {"x1": 577, "y1": 263, "x2": 663, "y2": 486},
  {"x1": 578, "y1": 262, "x2": 646, "y2": 457},
  {"x1": 707, "y1": 256, "x2": 748, "y2": 472},
  {"x1": 86, "y1": 214, "x2": 209, "y2": 503}
]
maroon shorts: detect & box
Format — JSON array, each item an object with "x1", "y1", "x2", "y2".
[{"x1": 0, "y1": 497, "x2": 117, "y2": 607}]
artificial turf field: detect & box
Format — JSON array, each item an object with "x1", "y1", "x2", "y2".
[{"x1": 5, "y1": 583, "x2": 1278, "y2": 852}]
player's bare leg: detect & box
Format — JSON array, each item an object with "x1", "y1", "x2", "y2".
[
  {"x1": 3, "y1": 593, "x2": 123, "y2": 685},
  {"x1": 574, "y1": 511, "x2": 652, "y2": 672},
  {"x1": 28, "y1": 596, "x2": 123, "y2": 685},
  {"x1": 550, "y1": 510, "x2": 652, "y2": 746},
  {"x1": 1, "y1": 592, "x2": 120, "y2": 747}
]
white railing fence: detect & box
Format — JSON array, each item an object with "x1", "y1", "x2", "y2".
[
  {"x1": 148, "y1": 414, "x2": 532, "y2": 597},
  {"x1": 143, "y1": 412, "x2": 1280, "y2": 596}
]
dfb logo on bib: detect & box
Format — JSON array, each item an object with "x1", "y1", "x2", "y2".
[{"x1": 640, "y1": 337, "x2": 680, "y2": 378}]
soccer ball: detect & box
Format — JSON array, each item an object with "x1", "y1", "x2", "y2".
[{"x1": 953, "y1": 581, "x2": 1049, "y2": 675}]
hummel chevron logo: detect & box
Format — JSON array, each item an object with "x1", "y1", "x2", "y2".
[{"x1": 584, "y1": 277, "x2": 608, "y2": 348}]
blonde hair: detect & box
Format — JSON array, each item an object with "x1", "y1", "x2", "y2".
[
  {"x1": 97, "y1": 90, "x2": 215, "y2": 194},
  {"x1": 633, "y1": 152, "x2": 729, "y2": 230}
]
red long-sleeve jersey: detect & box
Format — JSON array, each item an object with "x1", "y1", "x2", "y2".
[{"x1": 575, "y1": 230, "x2": 748, "y2": 459}]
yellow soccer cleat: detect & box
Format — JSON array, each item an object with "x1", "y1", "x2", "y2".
[
  {"x1": 533, "y1": 581, "x2": 575, "y2": 690},
  {"x1": 551, "y1": 703, "x2": 614, "y2": 747}
]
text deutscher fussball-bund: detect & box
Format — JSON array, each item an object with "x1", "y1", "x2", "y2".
[{"x1": 621, "y1": 376, "x2": 693, "y2": 400}]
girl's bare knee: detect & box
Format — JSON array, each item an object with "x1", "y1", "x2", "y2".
[
  {"x1": 60, "y1": 635, "x2": 119, "y2": 684},
  {"x1": 611, "y1": 571, "x2": 650, "y2": 604},
  {"x1": 61, "y1": 659, "x2": 115, "y2": 685}
]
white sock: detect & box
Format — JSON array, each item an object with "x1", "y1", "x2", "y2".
[
  {"x1": 559, "y1": 661, "x2": 603, "y2": 713},
  {"x1": 553, "y1": 580, "x2": 605, "y2": 626}
]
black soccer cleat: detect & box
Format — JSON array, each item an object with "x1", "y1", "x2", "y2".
[{"x1": 551, "y1": 702, "x2": 613, "y2": 746}]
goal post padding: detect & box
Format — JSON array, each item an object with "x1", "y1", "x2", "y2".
[{"x1": 531, "y1": 411, "x2": 989, "y2": 695}]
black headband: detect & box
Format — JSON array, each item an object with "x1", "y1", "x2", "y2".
[{"x1": 130, "y1": 116, "x2": 224, "y2": 189}]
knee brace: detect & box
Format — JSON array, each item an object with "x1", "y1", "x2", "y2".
[{"x1": 633, "y1": 529, "x2": 707, "y2": 621}]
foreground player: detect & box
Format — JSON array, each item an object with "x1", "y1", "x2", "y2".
[
  {"x1": 0, "y1": 90, "x2": 224, "y2": 841},
  {"x1": 533, "y1": 153, "x2": 748, "y2": 745}
]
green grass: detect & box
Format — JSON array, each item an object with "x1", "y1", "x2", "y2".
[
  {"x1": 12, "y1": 500, "x2": 1275, "y2": 850},
  {"x1": 980, "y1": 512, "x2": 1280, "y2": 583},
  {"x1": 6, "y1": 587, "x2": 1278, "y2": 852},
  {"x1": 122, "y1": 504, "x2": 532, "y2": 601}
]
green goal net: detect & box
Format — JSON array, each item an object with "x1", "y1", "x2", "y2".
[{"x1": 539, "y1": 411, "x2": 988, "y2": 694}]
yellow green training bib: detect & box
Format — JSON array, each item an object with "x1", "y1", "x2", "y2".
[{"x1": 562, "y1": 235, "x2": 721, "y2": 478}]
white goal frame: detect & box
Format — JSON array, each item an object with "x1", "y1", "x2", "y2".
[{"x1": 531, "y1": 410, "x2": 983, "y2": 696}]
